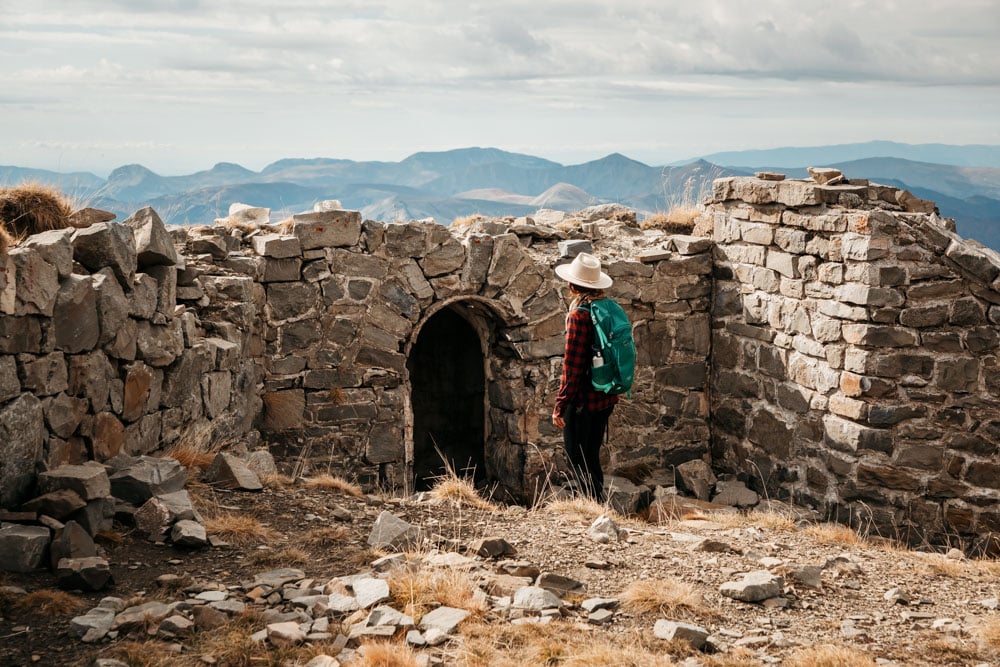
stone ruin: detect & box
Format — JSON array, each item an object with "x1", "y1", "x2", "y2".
[{"x1": 1, "y1": 173, "x2": 999, "y2": 553}]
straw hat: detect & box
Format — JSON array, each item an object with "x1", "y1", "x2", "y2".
[{"x1": 554, "y1": 252, "x2": 613, "y2": 290}]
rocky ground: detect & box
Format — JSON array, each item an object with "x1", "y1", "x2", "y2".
[{"x1": 2, "y1": 460, "x2": 1000, "y2": 667}]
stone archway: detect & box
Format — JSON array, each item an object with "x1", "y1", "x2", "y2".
[{"x1": 403, "y1": 297, "x2": 514, "y2": 494}]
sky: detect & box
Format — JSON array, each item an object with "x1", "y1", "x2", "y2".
[{"x1": 2, "y1": 0, "x2": 999, "y2": 176}]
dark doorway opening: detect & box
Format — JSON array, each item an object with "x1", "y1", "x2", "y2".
[{"x1": 408, "y1": 307, "x2": 487, "y2": 491}]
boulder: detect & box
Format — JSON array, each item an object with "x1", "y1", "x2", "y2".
[
  {"x1": 49, "y1": 520, "x2": 97, "y2": 569},
  {"x1": 109, "y1": 456, "x2": 187, "y2": 505},
  {"x1": 0, "y1": 394, "x2": 45, "y2": 508},
  {"x1": 20, "y1": 489, "x2": 86, "y2": 520},
  {"x1": 72, "y1": 222, "x2": 137, "y2": 288},
  {"x1": 719, "y1": 571, "x2": 784, "y2": 603},
  {"x1": 467, "y1": 536, "x2": 516, "y2": 558},
  {"x1": 38, "y1": 462, "x2": 111, "y2": 502},
  {"x1": 69, "y1": 605, "x2": 117, "y2": 643},
  {"x1": 56, "y1": 556, "x2": 113, "y2": 591},
  {"x1": 711, "y1": 480, "x2": 759, "y2": 508},
  {"x1": 123, "y1": 207, "x2": 177, "y2": 267},
  {"x1": 587, "y1": 515, "x2": 620, "y2": 544},
  {"x1": 171, "y1": 519, "x2": 208, "y2": 548},
  {"x1": 653, "y1": 620, "x2": 710, "y2": 649},
  {"x1": 205, "y1": 452, "x2": 263, "y2": 491},
  {"x1": 0, "y1": 523, "x2": 50, "y2": 572},
  {"x1": 367, "y1": 511, "x2": 423, "y2": 551},
  {"x1": 675, "y1": 459, "x2": 717, "y2": 501},
  {"x1": 512, "y1": 586, "x2": 564, "y2": 611}
]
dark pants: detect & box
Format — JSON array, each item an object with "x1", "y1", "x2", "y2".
[{"x1": 563, "y1": 405, "x2": 614, "y2": 502}]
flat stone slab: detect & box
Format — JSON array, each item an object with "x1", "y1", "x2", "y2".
[
  {"x1": 0, "y1": 523, "x2": 51, "y2": 572},
  {"x1": 367, "y1": 511, "x2": 422, "y2": 551},
  {"x1": 512, "y1": 586, "x2": 564, "y2": 611},
  {"x1": 653, "y1": 620, "x2": 709, "y2": 649},
  {"x1": 419, "y1": 606, "x2": 469, "y2": 635},
  {"x1": 352, "y1": 577, "x2": 390, "y2": 608},
  {"x1": 720, "y1": 571, "x2": 784, "y2": 603},
  {"x1": 38, "y1": 463, "x2": 111, "y2": 502}
]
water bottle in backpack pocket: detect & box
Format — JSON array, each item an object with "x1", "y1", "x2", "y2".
[{"x1": 578, "y1": 298, "x2": 636, "y2": 396}]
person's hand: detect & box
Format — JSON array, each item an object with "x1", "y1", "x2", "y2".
[{"x1": 552, "y1": 411, "x2": 565, "y2": 429}]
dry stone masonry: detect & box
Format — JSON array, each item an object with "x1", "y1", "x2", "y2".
[
  {"x1": 2, "y1": 176, "x2": 1000, "y2": 551},
  {"x1": 709, "y1": 171, "x2": 1000, "y2": 551}
]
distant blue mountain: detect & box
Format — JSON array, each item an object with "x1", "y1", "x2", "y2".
[
  {"x1": 2, "y1": 143, "x2": 999, "y2": 250},
  {"x1": 691, "y1": 141, "x2": 1000, "y2": 169}
]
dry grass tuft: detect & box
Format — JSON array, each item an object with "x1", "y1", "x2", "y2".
[
  {"x1": 976, "y1": 616, "x2": 1000, "y2": 649},
  {"x1": 304, "y1": 525, "x2": 351, "y2": 547},
  {"x1": 428, "y1": 475, "x2": 497, "y2": 511},
  {"x1": 543, "y1": 496, "x2": 621, "y2": 523},
  {"x1": 913, "y1": 552, "x2": 968, "y2": 577},
  {"x1": 451, "y1": 214, "x2": 487, "y2": 229},
  {"x1": 640, "y1": 206, "x2": 701, "y2": 233},
  {"x1": 260, "y1": 472, "x2": 295, "y2": 489},
  {"x1": 184, "y1": 610, "x2": 268, "y2": 666},
  {"x1": 388, "y1": 568, "x2": 488, "y2": 620},
  {"x1": 804, "y1": 522, "x2": 863, "y2": 545},
  {"x1": 353, "y1": 639, "x2": 420, "y2": 667},
  {"x1": 246, "y1": 546, "x2": 310, "y2": 567},
  {"x1": 99, "y1": 639, "x2": 176, "y2": 667},
  {"x1": 458, "y1": 620, "x2": 682, "y2": 667},
  {"x1": 304, "y1": 473, "x2": 364, "y2": 497},
  {"x1": 14, "y1": 589, "x2": 85, "y2": 616},
  {"x1": 0, "y1": 224, "x2": 12, "y2": 254},
  {"x1": 0, "y1": 182, "x2": 74, "y2": 240},
  {"x1": 704, "y1": 509, "x2": 797, "y2": 532},
  {"x1": 784, "y1": 644, "x2": 878, "y2": 667},
  {"x1": 95, "y1": 529, "x2": 125, "y2": 545},
  {"x1": 165, "y1": 443, "x2": 216, "y2": 470},
  {"x1": 204, "y1": 514, "x2": 280, "y2": 546},
  {"x1": 620, "y1": 578, "x2": 710, "y2": 620},
  {"x1": 699, "y1": 648, "x2": 763, "y2": 666}
]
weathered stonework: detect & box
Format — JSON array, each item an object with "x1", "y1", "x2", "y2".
[{"x1": 709, "y1": 175, "x2": 1000, "y2": 551}]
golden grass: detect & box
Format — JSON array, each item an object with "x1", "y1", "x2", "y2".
[
  {"x1": 977, "y1": 616, "x2": 1000, "y2": 649},
  {"x1": 95, "y1": 529, "x2": 125, "y2": 545},
  {"x1": 640, "y1": 206, "x2": 701, "y2": 233},
  {"x1": 203, "y1": 514, "x2": 280, "y2": 546},
  {"x1": 165, "y1": 443, "x2": 216, "y2": 470},
  {"x1": 619, "y1": 578, "x2": 710, "y2": 621},
  {"x1": 783, "y1": 644, "x2": 878, "y2": 667},
  {"x1": 388, "y1": 568, "x2": 488, "y2": 620},
  {"x1": 0, "y1": 182, "x2": 74, "y2": 241},
  {"x1": 543, "y1": 496, "x2": 621, "y2": 523},
  {"x1": 304, "y1": 525, "x2": 351, "y2": 547},
  {"x1": 351, "y1": 640, "x2": 420, "y2": 667},
  {"x1": 699, "y1": 648, "x2": 763, "y2": 666},
  {"x1": 14, "y1": 589, "x2": 85, "y2": 616},
  {"x1": 457, "y1": 621, "x2": 682, "y2": 667},
  {"x1": 912, "y1": 552, "x2": 967, "y2": 577},
  {"x1": 428, "y1": 475, "x2": 497, "y2": 511},
  {"x1": 99, "y1": 639, "x2": 176, "y2": 667},
  {"x1": 259, "y1": 472, "x2": 295, "y2": 489},
  {"x1": 703, "y1": 509, "x2": 797, "y2": 532},
  {"x1": 803, "y1": 522, "x2": 863, "y2": 546},
  {"x1": 304, "y1": 473, "x2": 364, "y2": 497},
  {"x1": 451, "y1": 214, "x2": 487, "y2": 228},
  {"x1": 245, "y1": 547, "x2": 310, "y2": 567}
]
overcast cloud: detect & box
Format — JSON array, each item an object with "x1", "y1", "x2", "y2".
[{"x1": 2, "y1": 0, "x2": 998, "y2": 174}]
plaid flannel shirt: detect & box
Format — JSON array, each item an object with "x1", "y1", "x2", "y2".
[{"x1": 554, "y1": 305, "x2": 619, "y2": 417}]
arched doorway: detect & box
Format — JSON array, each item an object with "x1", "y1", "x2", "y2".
[{"x1": 407, "y1": 306, "x2": 487, "y2": 491}]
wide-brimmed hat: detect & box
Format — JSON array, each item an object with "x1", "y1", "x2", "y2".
[{"x1": 554, "y1": 252, "x2": 613, "y2": 290}]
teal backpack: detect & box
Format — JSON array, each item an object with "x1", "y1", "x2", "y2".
[{"x1": 579, "y1": 298, "x2": 636, "y2": 396}]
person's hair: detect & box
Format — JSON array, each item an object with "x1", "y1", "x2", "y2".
[{"x1": 568, "y1": 283, "x2": 605, "y2": 299}]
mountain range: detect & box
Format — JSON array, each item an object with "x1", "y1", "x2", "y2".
[{"x1": 2, "y1": 143, "x2": 1000, "y2": 250}]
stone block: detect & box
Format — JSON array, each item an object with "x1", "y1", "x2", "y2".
[
  {"x1": 261, "y1": 257, "x2": 302, "y2": 282},
  {"x1": 367, "y1": 511, "x2": 423, "y2": 551},
  {"x1": 49, "y1": 520, "x2": 97, "y2": 569},
  {"x1": 20, "y1": 488, "x2": 86, "y2": 520},
  {"x1": 857, "y1": 463, "x2": 921, "y2": 491},
  {"x1": 53, "y1": 274, "x2": 100, "y2": 353},
  {"x1": 123, "y1": 207, "x2": 178, "y2": 268},
  {"x1": 252, "y1": 234, "x2": 301, "y2": 259},
  {"x1": 765, "y1": 250, "x2": 797, "y2": 278},
  {"x1": 719, "y1": 570, "x2": 783, "y2": 602},
  {"x1": 109, "y1": 456, "x2": 187, "y2": 505},
  {"x1": 653, "y1": 620, "x2": 709, "y2": 649},
  {"x1": 5, "y1": 247, "x2": 60, "y2": 316},
  {"x1": 57, "y1": 556, "x2": 113, "y2": 591},
  {"x1": 93, "y1": 269, "x2": 130, "y2": 346},
  {"x1": 201, "y1": 371, "x2": 232, "y2": 418},
  {"x1": 266, "y1": 282, "x2": 318, "y2": 321},
  {"x1": 291, "y1": 210, "x2": 362, "y2": 249},
  {"x1": 72, "y1": 222, "x2": 137, "y2": 288},
  {"x1": 946, "y1": 241, "x2": 999, "y2": 283},
  {"x1": 0, "y1": 394, "x2": 44, "y2": 507},
  {"x1": 935, "y1": 358, "x2": 980, "y2": 392},
  {"x1": 0, "y1": 523, "x2": 50, "y2": 572},
  {"x1": 145, "y1": 264, "x2": 177, "y2": 318},
  {"x1": 775, "y1": 180, "x2": 819, "y2": 206},
  {"x1": 40, "y1": 462, "x2": 112, "y2": 501},
  {"x1": 206, "y1": 452, "x2": 262, "y2": 491},
  {"x1": 842, "y1": 324, "x2": 917, "y2": 347},
  {"x1": 823, "y1": 415, "x2": 890, "y2": 453},
  {"x1": 22, "y1": 228, "x2": 74, "y2": 277}
]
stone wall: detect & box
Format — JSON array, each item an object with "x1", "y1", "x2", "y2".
[
  {"x1": 708, "y1": 174, "x2": 1000, "y2": 550},
  {"x1": 175, "y1": 212, "x2": 714, "y2": 501},
  {"x1": 0, "y1": 208, "x2": 261, "y2": 509}
]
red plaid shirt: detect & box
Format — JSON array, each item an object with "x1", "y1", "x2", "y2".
[{"x1": 554, "y1": 303, "x2": 619, "y2": 417}]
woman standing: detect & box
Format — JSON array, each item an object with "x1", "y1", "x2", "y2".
[{"x1": 552, "y1": 253, "x2": 619, "y2": 502}]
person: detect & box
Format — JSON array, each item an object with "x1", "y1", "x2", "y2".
[{"x1": 552, "y1": 252, "x2": 619, "y2": 502}]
